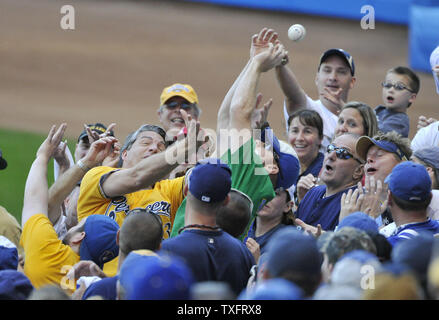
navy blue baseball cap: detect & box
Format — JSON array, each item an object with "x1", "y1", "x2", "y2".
[
  {"x1": 413, "y1": 147, "x2": 439, "y2": 170},
  {"x1": 78, "y1": 123, "x2": 114, "y2": 142},
  {"x1": 392, "y1": 232, "x2": 434, "y2": 279},
  {"x1": 265, "y1": 227, "x2": 323, "y2": 277},
  {"x1": 189, "y1": 158, "x2": 232, "y2": 203},
  {"x1": 239, "y1": 278, "x2": 303, "y2": 300},
  {"x1": 79, "y1": 215, "x2": 120, "y2": 269},
  {"x1": 0, "y1": 236, "x2": 18, "y2": 271},
  {"x1": 319, "y1": 48, "x2": 355, "y2": 76},
  {"x1": 261, "y1": 126, "x2": 300, "y2": 190},
  {"x1": 338, "y1": 212, "x2": 379, "y2": 235},
  {"x1": 0, "y1": 148, "x2": 7, "y2": 170},
  {"x1": 119, "y1": 250, "x2": 194, "y2": 300},
  {"x1": 385, "y1": 161, "x2": 431, "y2": 202},
  {"x1": 0, "y1": 270, "x2": 33, "y2": 300},
  {"x1": 356, "y1": 136, "x2": 410, "y2": 162}
]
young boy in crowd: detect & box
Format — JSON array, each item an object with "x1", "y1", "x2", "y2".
[{"x1": 375, "y1": 66, "x2": 420, "y2": 138}]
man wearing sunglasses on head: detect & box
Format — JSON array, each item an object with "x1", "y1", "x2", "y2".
[
  {"x1": 295, "y1": 133, "x2": 364, "y2": 231},
  {"x1": 157, "y1": 83, "x2": 201, "y2": 141},
  {"x1": 375, "y1": 66, "x2": 420, "y2": 138}
]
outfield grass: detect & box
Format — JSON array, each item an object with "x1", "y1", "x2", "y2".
[{"x1": 0, "y1": 128, "x2": 76, "y2": 223}]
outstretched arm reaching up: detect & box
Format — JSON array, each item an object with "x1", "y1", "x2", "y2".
[
  {"x1": 275, "y1": 53, "x2": 308, "y2": 117},
  {"x1": 217, "y1": 28, "x2": 280, "y2": 133},
  {"x1": 22, "y1": 124, "x2": 67, "y2": 228}
]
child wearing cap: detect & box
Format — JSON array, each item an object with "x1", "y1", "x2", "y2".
[{"x1": 375, "y1": 66, "x2": 420, "y2": 138}]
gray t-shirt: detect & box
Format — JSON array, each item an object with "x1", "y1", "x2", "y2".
[{"x1": 375, "y1": 105, "x2": 410, "y2": 138}]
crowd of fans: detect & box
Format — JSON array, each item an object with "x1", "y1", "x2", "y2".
[{"x1": 1, "y1": 28, "x2": 439, "y2": 301}]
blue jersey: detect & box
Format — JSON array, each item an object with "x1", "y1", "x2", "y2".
[
  {"x1": 247, "y1": 223, "x2": 288, "y2": 256},
  {"x1": 293, "y1": 152, "x2": 324, "y2": 203},
  {"x1": 386, "y1": 219, "x2": 439, "y2": 246},
  {"x1": 82, "y1": 276, "x2": 118, "y2": 300},
  {"x1": 297, "y1": 152, "x2": 324, "y2": 183},
  {"x1": 296, "y1": 185, "x2": 357, "y2": 231},
  {"x1": 160, "y1": 229, "x2": 255, "y2": 295}
]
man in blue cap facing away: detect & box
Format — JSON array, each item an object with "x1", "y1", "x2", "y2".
[
  {"x1": 160, "y1": 158, "x2": 255, "y2": 296},
  {"x1": 384, "y1": 161, "x2": 439, "y2": 246}
]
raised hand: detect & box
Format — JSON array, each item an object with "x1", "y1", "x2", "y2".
[
  {"x1": 85, "y1": 123, "x2": 116, "y2": 144},
  {"x1": 102, "y1": 141, "x2": 121, "y2": 168},
  {"x1": 251, "y1": 93, "x2": 273, "y2": 129},
  {"x1": 321, "y1": 87, "x2": 346, "y2": 110},
  {"x1": 295, "y1": 218, "x2": 323, "y2": 238},
  {"x1": 36, "y1": 123, "x2": 67, "y2": 162},
  {"x1": 254, "y1": 42, "x2": 285, "y2": 73},
  {"x1": 171, "y1": 109, "x2": 202, "y2": 165},
  {"x1": 417, "y1": 115, "x2": 437, "y2": 131},
  {"x1": 67, "y1": 260, "x2": 107, "y2": 281},
  {"x1": 296, "y1": 173, "x2": 318, "y2": 203},
  {"x1": 246, "y1": 237, "x2": 261, "y2": 264},
  {"x1": 82, "y1": 136, "x2": 118, "y2": 168},
  {"x1": 359, "y1": 175, "x2": 388, "y2": 219},
  {"x1": 339, "y1": 186, "x2": 363, "y2": 222},
  {"x1": 250, "y1": 27, "x2": 279, "y2": 59},
  {"x1": 53, "y1": 140, "x2": 71, "y2": 169}
]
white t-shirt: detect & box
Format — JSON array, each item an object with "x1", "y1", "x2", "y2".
[
  {"x1": 284, "y1": 96, "x2": 338, "y2": 151},
  {"x1": 411, "y1": 121, "x2": 439, "y2": 152},
  {"x1": 428, "y1": 190, "x2": 439, "y2": 221},
  {"x1": 379, "y1": 190, "x2": 439, "y2": 237},
  {"x1": 430, "y1": 45, "x2": 439, "y2": 95}
]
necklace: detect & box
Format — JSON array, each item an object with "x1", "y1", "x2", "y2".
[{"x1": 178, "y1": 224, "x2": 221, "y2": 234}]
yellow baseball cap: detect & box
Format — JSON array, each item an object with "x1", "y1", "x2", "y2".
[{"x1": 160, "y1": 83, "x2": 199, "y2": 105}]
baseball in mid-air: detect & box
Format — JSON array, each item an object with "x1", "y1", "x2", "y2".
[{"x1": 288, "y1": 24, "x2": 306, "y2": 42}]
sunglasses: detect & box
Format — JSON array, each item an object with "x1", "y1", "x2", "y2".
[
  {"x1": 381, "y1": 81, "x2": 414, "y2": 93},
  {"x1": 164, "y1": 101, "x2": 195, "y2": 111},
  {"x1": 326, "y1": 144, "x2": 363, "y2": 164}
]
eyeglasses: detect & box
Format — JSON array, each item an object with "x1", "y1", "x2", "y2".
[
  {"x1": 326, "y1": 144, "x2": 363, "y2": 164},
  {"x1": 164, "y1": 101, "x2": 195, "y2": 111},
  {"x1": 381, "y1": 81, "x2": 414, "y2": 93}
]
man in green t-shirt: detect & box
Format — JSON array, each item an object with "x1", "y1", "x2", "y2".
[{"x1": 170, "y1": 28, "x2": 300, "y2": 240}]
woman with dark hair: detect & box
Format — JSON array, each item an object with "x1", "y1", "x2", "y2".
[
  {"x1": 245, "y1": 188, "x2": 295, "y2": 263},
  {"x1": 287, "y1": 109, "x2": 324, "y2": 203}
]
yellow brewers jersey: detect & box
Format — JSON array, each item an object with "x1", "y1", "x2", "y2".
[
  {"x1": 20, "y1": 214, "x2": 80, "y2": 294},
  {"x1": 77, "y1": 166, "x2": 185, "y2": 239}
]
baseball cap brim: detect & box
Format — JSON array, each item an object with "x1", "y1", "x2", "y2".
[
  {"x1": 77, "y1": 123, "x2": 111, "y2": 142},
  {"x1": 320, "y1": 49, "x2": 355, "y2": 76},
  {"x1": 356, "y1": 136, "x2": 408, "y2": 162},
  {"x1": 162, "y1": 92, "x2": 197, "y2": 105},
  {"x1": 160, "y1": 84, "x2": 199, "y2": 105},
  {"x1": 79, "y1": 215, "x2": 119, "y2": 269},
  {"x1": 356, "y1": 136, "x2": 376, "y2": 162}
]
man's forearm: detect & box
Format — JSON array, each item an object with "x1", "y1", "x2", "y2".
[
  {"x1": 275, "y1": 64, "x2": 307, "y2": 115},
  {"x1": 48, "y1": 162, "x2": 89, "y2": 225},
  {"x1": 102, "y1": 139, "x2": 186, "y2": 198},
  {"x1": 229, "y1": 59, "x2": 262, "y2": 131},
  {"x1": 22, "y1": 156, "x2": 50, "y2": 228},
  {"x1": 217, "y1": 59, "x2": 252, "y2": 131}
]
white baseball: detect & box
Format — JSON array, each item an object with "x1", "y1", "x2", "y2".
[{"x1": 288, "y1": 24, "x2": 306, "y2": 42}]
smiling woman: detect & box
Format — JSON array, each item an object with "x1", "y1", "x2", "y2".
[
  {"x1": 335, "y1": 101, "x2": 378, "y2": 138},
  {"x1": 288, "y1": 109, "x2": 324, "y2": 175},
  {"x1": 287, "y1": 109, "x2": 325, "y2": 204}
]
